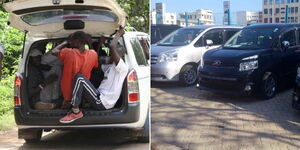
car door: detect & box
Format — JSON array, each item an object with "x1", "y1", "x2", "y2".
[
  {"x1": 123, "y1": 32, "x2": 150, "y2": 119},
  {"x1": 193, "y1": 28, "x2": 224, "y2": 62},
  {"x1": 3, "y1": 0, "x2": 127, "y2": 38},
  {"x1": 279, "y1": 28, "x2": 299, "y2": 76}
]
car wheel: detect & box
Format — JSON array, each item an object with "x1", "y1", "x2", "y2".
[
  {"x1": 19, "y1": 129, "x2": 42, "y2": 143},
  {"x1": 137, "y1": 112, "x2": 149, "y2": 143},
  {"x1": 179, "y1": 64, "x2": 197, "y2": 86},
  {"x1": 260, "y1": 74, "x2": 277, "y2": 99}
]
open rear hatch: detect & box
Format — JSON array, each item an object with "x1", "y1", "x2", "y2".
[{"x1": 3, "y1": 0, "x2": 127, "y2": 38}]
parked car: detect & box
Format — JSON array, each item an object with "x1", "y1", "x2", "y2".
[
  {"x1": 4, "y1": 0, "x2": 150, "y2": 143},
  {"x1": 151, "y1": 25, "x2": 242, "y2": 86},
  {"x1": 197, "y1": 24, "x2": 300, "y2": 99},
  {"x1": 292, "y1": 65, "x2": 300, "y2": 110},
  {"x1": 151, "y1": 24, "x2": 181, "y2": 44}
]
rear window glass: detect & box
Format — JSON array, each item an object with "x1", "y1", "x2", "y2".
[
  {"x1": 130, "y1": 38, "x2": 148, "y2": 66},
  {"x1": 21, "y1": 9, "x2": 118, "y2": 26}
]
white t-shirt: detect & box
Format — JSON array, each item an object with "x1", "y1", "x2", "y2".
[
  {"x1": 0, "y1": 43, "x2": 4, "y2": 57},
  {"x1": 98, "y1": 59, "x2": 129, "y2": 109}
]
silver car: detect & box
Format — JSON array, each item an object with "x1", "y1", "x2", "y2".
[{"x1": 151, "y1": 25, "x2": 242, "y2": 86}]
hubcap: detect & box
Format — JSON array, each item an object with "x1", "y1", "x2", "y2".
[
  {"x1": 183, "y1": 69, "x2": 197, "y2": 85},
  {"x1": 264, "y1": 76, "x2": 276, "y2": 97}
]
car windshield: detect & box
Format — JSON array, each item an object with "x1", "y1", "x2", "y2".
[
  {"x1": 157, "y1": 28, "x2": 204, "y2": 46},
  {"x1": 223, "y1": 27, "x2": 280, "y2": 50},
  {"x1": 21, "y1": 9, "x2": 118, "y2": 26}
]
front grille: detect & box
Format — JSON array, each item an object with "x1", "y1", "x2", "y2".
[
  {"x1": 204, "y1": 60, "x2": 235, "y2": 69},
  {"x1": 151, "y1": 55, "x2": 158, "y2": 64}
]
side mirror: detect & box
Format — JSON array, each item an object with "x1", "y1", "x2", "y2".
[
  {"x1": 206, "y1": 39, "x2": 213, "y2": 46},
  {"x1": 281, "y1": 41, "x2": 290, "y2": 51}
]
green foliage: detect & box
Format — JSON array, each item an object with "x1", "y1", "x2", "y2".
[
  {"x1": 0, "y1": 75, "x2": 14, "y2": 116},
  {"x1": 117, "y1": 0, "x2": 149, "y2": 33},
  {"x1": 0, "y1": 11, "x2": 24, "y2": 76}
]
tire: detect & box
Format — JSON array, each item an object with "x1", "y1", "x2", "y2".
[
  {"x1": 137, "y1": 112, "x2": 149, "y2": 143},
  {"x1": 260, "y1": 73, "x2": 277, "y2": 99},
  {"x1": 19, "y1": 129, "x2": 42, "y2": 143},
  {"x1": 179, "y1": 64, "x2": 197, "y2": 86}
]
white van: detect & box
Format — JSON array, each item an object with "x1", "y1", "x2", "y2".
[
  {"x1": 151, "y1": 25, "x2": 242, "y2": 86},
  {"x1": 4, "y1": 0, "x2": 150, "y2": 143}
]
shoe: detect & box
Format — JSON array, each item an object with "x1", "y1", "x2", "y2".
[
  {"x1": 35, "y1": 102, "x2": 56, "y2": 110},
  {"x1": 59, "y1": 111, "x2": 83, "y2": 124}
]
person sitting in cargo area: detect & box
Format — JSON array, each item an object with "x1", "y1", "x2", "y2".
[
  {"x1": 28, "y1": 48, "x2": 60, "y2": 110},
  {"x1": 90, "y1": 36, "x2": 109, "y2": 87},
  {"x1": 59, "y1": 28, "x2": 129, "y2": 124},
  {"x1": 0, "y1": 43, "x2": 4, "y2": 81},
  {"x1": 51, "y1": 31, "x2": 99, "y2": 108}
]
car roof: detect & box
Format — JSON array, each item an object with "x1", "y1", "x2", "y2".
[
  {"x1": 245, "y1": 23, "x2": 300, "y2": 30},
  {"x1": 183, "y1": 25, "x2": 242, "y2": 30}
]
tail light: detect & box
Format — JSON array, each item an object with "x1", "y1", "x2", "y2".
[
  {"x1": 14, "y1": 75, "x2": 22, "y2": 106},
  {"x1": 127, "y1": 70, "x2": 139, "y2": 103}
]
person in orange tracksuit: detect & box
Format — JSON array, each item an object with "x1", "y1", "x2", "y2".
[{"x1": 51, "y1": 31, "x2": 98, "y2": 108}]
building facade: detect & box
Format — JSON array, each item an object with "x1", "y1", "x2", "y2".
[
  {"x1": 263, "y1": 0, "x2": 300, "y2": 23},
  {"x1": 223, "y1": 1, "x2": 231, "y2": 25},
  {"x1": 236, "y1": 11, "x2": 259, "y2": 26},
  {"x1": 177, "y1": 9, "x2": 214, "y2": 27},
  {"x1": 151, "y1": 3, "x2": 177, "y2": 25}
]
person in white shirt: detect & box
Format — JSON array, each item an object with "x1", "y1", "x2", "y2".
[
  {"x1": 0, "y1": 43, "x2": 4, "y2": 80},
  {"x1": 60, "y1": 28, "x2": 129, "y2": 124}
]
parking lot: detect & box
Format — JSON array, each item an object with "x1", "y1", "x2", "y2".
[{"x1": 151, "y1": 82, "x2": 300, "y2": 150}]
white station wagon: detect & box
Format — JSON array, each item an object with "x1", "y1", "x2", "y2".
[{"x1": 4, "y1": 0, "x2": 150, "y2": 143}]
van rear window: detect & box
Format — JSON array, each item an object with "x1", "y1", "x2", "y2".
[{"x1": 21, "y1": 9, "x2": 118, "y2": 26}]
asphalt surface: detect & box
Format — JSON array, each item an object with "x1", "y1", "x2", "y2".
[
  {"x1": 151, "y1": 82, "x2": 300, "y2": 150},
  {"x1": 0, "y1": 128, "x2": 149, "y2": 150}
]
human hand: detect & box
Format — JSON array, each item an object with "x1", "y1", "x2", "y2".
[{"x1": 116, "y1": 28, "x2": 125, "y2": 36}]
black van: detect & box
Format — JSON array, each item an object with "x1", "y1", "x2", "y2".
[
  {"x1": 197, "y1": 24, "x2": 300, "y2": 99},
  {"x1": 292, "y1": 66, "x2": 300, "y2": 109},
  {"x1": 151, "y1": 24, "x2": 181, "y2": 44}
]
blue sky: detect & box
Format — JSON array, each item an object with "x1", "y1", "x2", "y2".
[{"x1": 151, "y1": 0, "x2": 262, "y2": 25}]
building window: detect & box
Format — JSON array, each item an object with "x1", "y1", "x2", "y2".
[
  {"x1": 276, "y1": 17, "x2": 280, "y2": 23},
  {"x1": 270, "y1": 18, "x2": 273, "y2": 23},
  {"x1": 264, "y1": 9, "x2": 268, "y2": 14},
  {"x1": 269, "y1": 8, "x2": 273, "y2": 15},
  {"x1": 264, "y1": 18, "x2": 268, "y2": 23},
  {"x1": 269, "y1": 0, "x2": 273, "y2": 4},
  {"x1": 292, "y1": 17, "x2": 295, "y2": 22},
  {"x1": 276, "y1": 8, "x2": 280, "y2": 14},
  {"x1": 296, "y1": 17, "x2": 298, "y2": 23},
  {"x1": 291, "y1": 7, "x2": 295, "y2": 13},
  {"x1": 281, "y1": 0, "x2": 285, "y2": 3},
  {"x1": 296, "y1": 7, "x2": 299, "y2": 13},
  {"x1": 288, "y1": 0, "x2": 291, "y2": 3},
  {"x1": 276, "y1": 0, "x2": 281, "y2": 3},
  {"x1": 264, "y1": 0, "x2": 268, "y2": 4}
]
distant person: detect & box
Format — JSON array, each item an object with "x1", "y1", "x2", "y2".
[
  {"x1": 59, "y1": 28, "x2": 129, "y2": 124},
  {"x1": 28, "y1": 48, "x2": 59, "y2": 110},
  {"x1": 51, "y1": 31, "x2": 98, "y2": 108},
  {"x1": 0, "y1": 43, "x2": 4, "y2": 80}
]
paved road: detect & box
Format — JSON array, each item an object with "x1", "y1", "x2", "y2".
[
  {"x1": 151, "y1": 82, "x2": 300, "y2": 150},
  {"x1": 0, "y1": 128, "x2": 149, "y2": 150}
]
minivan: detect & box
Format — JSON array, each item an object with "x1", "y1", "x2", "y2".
[
  {"x1": 198, "y1": 24, "x2": 300, "y2": 99},
  {"x1": 4, "y1": 0, "x2": 150, "y2": 142},
  {"x1": 151, "y1": 24, "x2": 181, "y2": 44},
  {"x1": 292, "y1": 65, "x2": 300, "y2": 110},
  {"x1": 151, "y1": 25, "x2": 242, "y2": 86}
]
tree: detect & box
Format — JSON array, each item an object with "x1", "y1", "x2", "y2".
[
  {"x1": 117, "y1": 0, "x2": 149, "y2": 33},
  {"x1": 0, "y1": 11, "x2": 24, "y2": 76}
]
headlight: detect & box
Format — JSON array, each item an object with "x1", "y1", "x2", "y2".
[
  {"x1": 239, "y1": 60, "x2": 258, "y2": 71},
  {"x1": 297, "y1": 67, "x2": 300, "y2": 78},
  {"x1": 157, "y1": 51, "x2": 178, "y2": 63}
]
